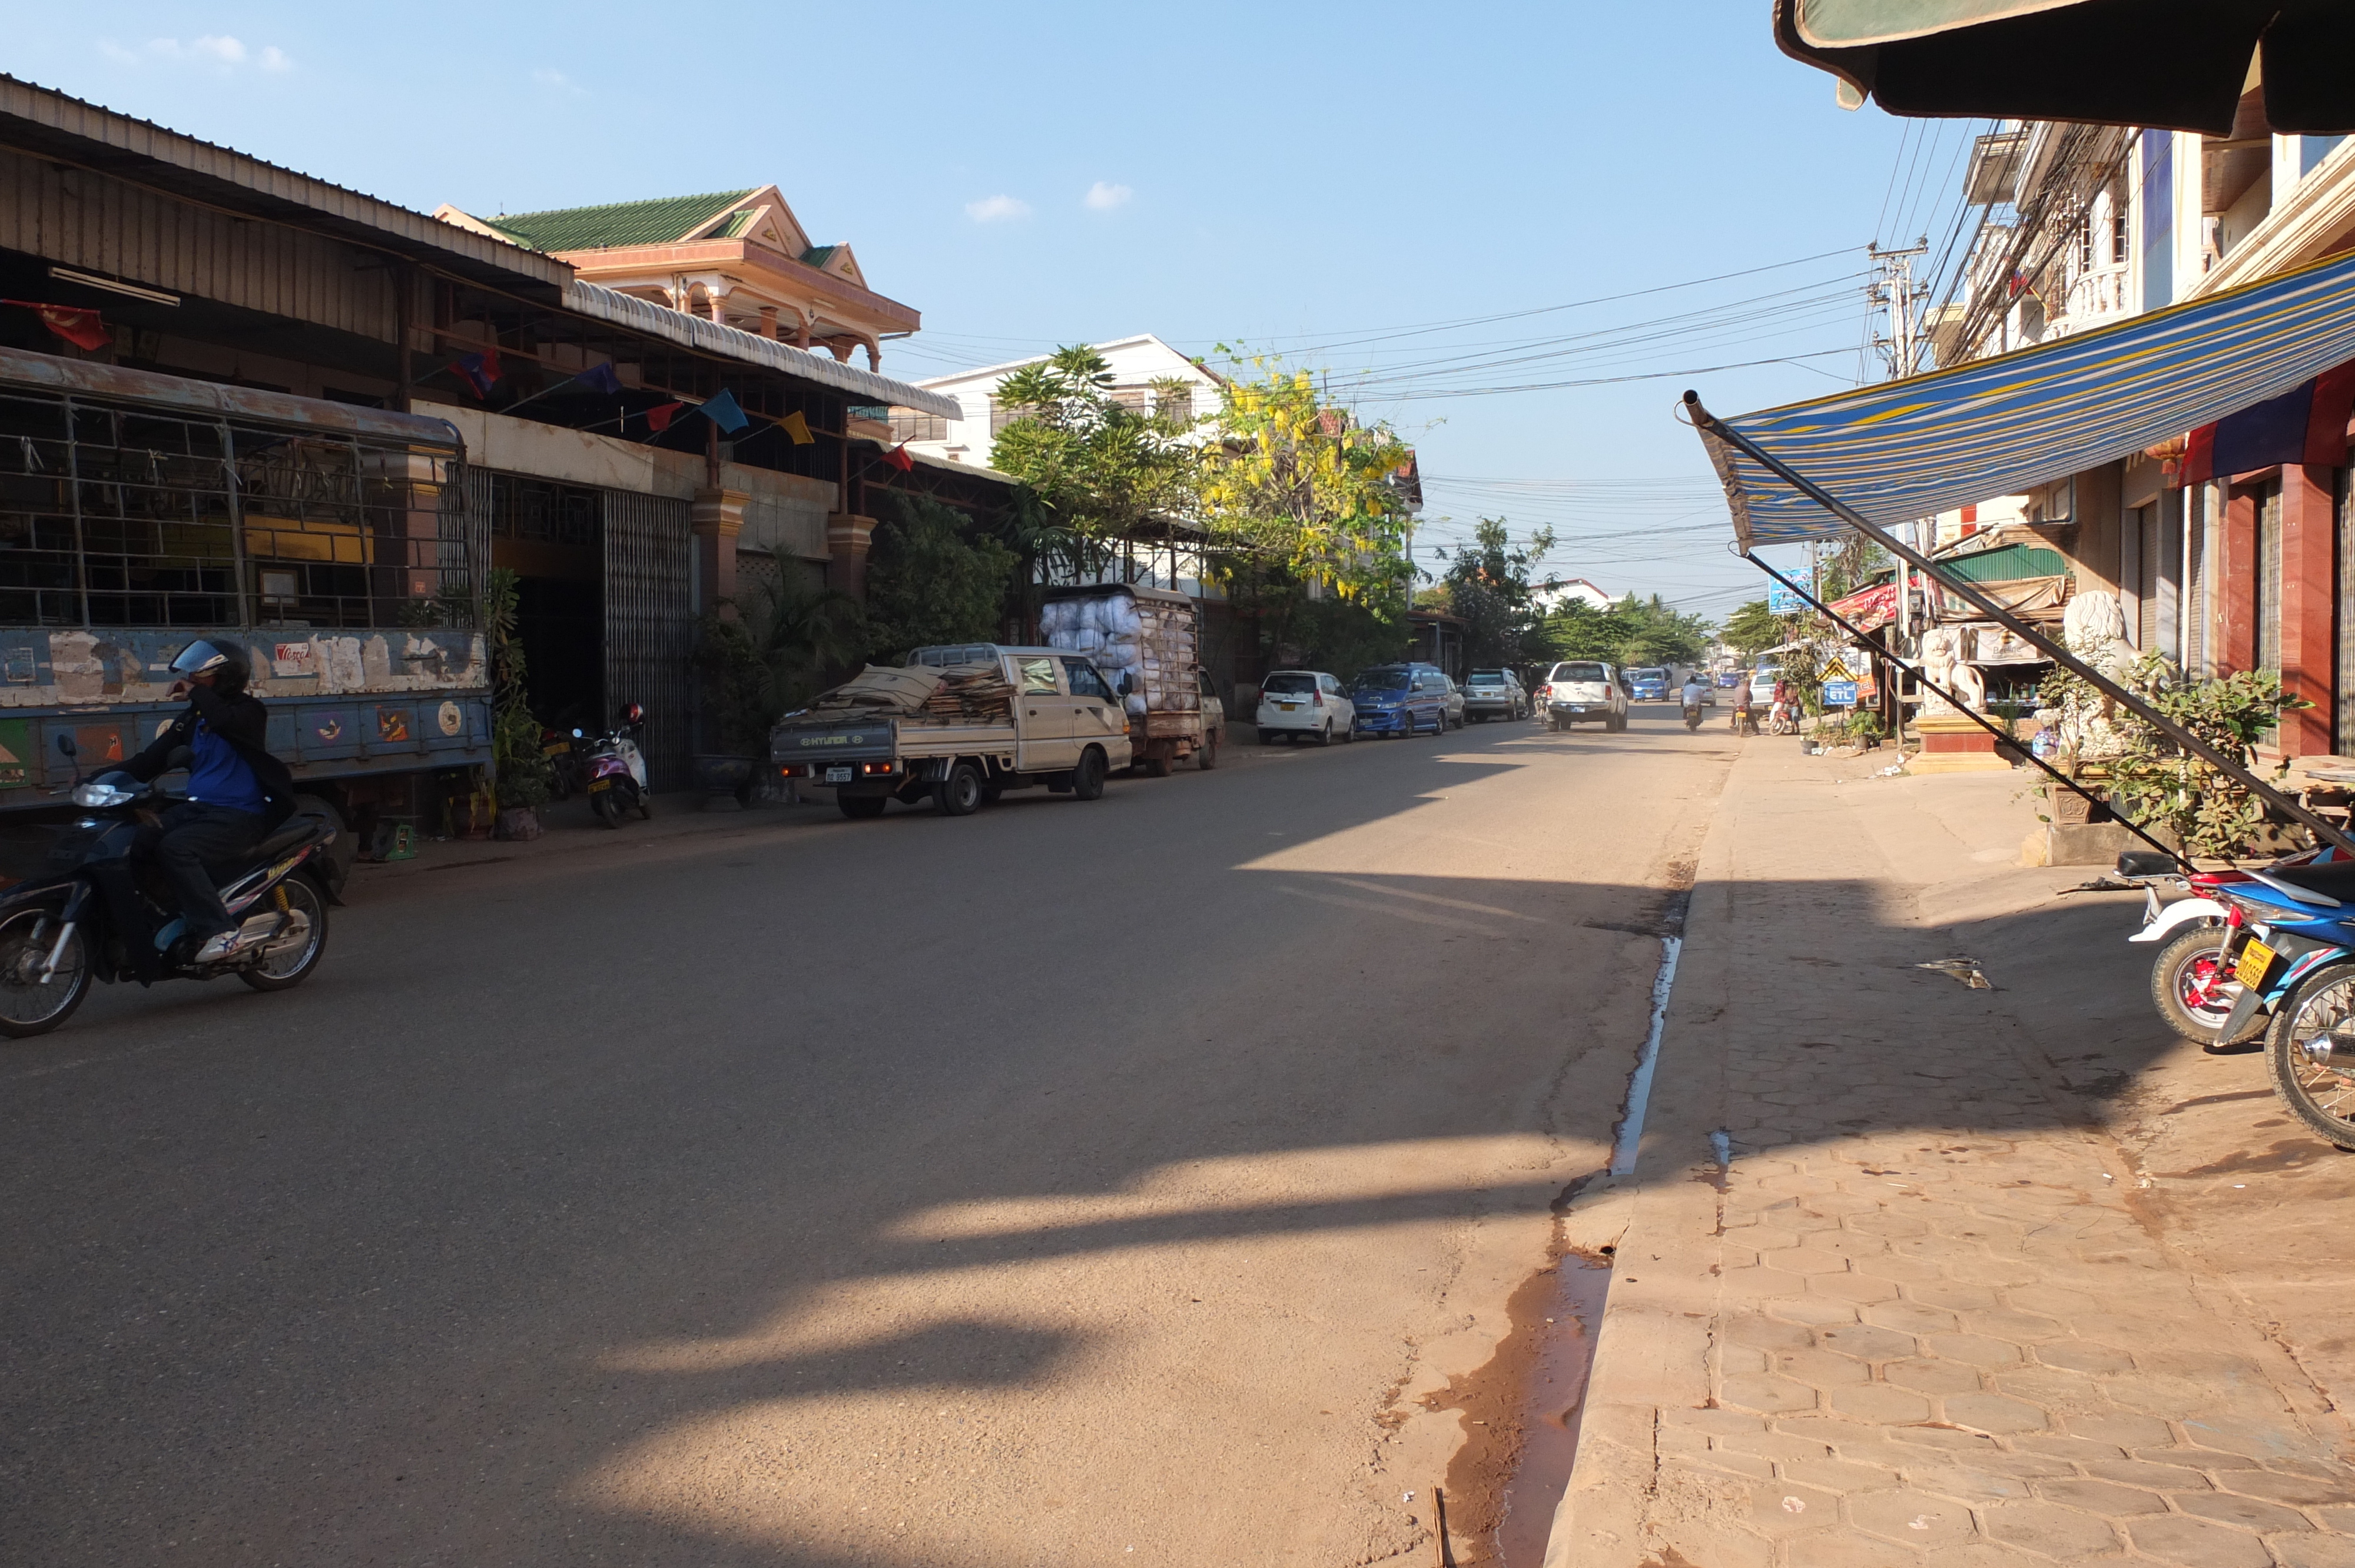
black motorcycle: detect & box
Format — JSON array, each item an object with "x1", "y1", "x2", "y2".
[
  {"x1": 0, "y1": 734, "x2": 336, "y2": 1038},
  {"x1": 1683, "y1": 699, "x2": 1704, "y2": 732}
]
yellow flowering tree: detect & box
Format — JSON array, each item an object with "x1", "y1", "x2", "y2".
[{"x1": 1199, "y1": 359, "x2": 1417, "y2": 603}]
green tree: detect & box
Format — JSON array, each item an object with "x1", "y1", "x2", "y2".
[
  {"x1": 989, "y1": 346, "x2": 1199, "y2": 566},
  {"x1": 862, "y1": 494, "x2": 1019, "y2": 660},
  {"x1": 1432, "y1": 517, "x2": 1559, "y2": 669},
  {"x1": 1721, "y1": 599, "x2": 1785, "y2": 657},
  {"x1": 1544, "y1": 593, "x2": 1712, "y2": 667}
]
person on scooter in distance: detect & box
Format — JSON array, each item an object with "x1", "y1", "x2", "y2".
[
  {"x1": 124, "y1": 640, "x2": 298, "y2": 964},
  {"x1": 1680, "y1": 672, "x2": 1708, "y2": 723}
]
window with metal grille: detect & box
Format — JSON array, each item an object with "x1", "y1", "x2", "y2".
[
  {"x1": 488, "y1": 474, "x2": 601, "y2": 548},
  {"x1": 0, "y1": 389, "x2": 467, "y2": 629},
  {"x1": 989, "y1": 398, "x2": 1040, "y2": 435},
  {"x1": 888, "y1": 408, "x2": 947, "y2": 443},
  {"x1": 1109, "y1": 387, "x2": 1151, "y2": 415},
  {"x1": 1156, "y1": 387, "x2": 1193, "y2": 423}
]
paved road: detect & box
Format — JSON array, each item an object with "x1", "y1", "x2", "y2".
[{"x1": 1, "y1": 706, "x2": 1734, "y2": 1567}]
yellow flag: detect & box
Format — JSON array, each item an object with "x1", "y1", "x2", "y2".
[{"x1": 778, "y1": 410, "x2": 814, "y2": 445}]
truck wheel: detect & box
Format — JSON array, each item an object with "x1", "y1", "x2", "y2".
[
  {"x1": 1145, "y1": 752, "x2": 1173, "y2": 778},
  {"x1": 1198, "y1": 733, "x2": 1220, "y2": 769},
  {"x1": 935, "y1": 763, "x2": 984, "y2": 816},
  {"x1": 838, "y1": 795, "x2": 887, "y2": 820},
  {"x1": 1073, "y1": 748, "x2": 1107, "y2": 800}
]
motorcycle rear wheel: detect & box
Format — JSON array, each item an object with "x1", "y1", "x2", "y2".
[
  {"x1": 0, "y1": 906, "x2": 90, "y2": 1038},
  {"x1": 591, "y1": 789, "x2": 622, "y2": 828},
  {"x1": 2265, "y1": 963, "x2": 2355, "y2": 1150},
  {"x1": 2151, "y1": 926, "x2": 2260, "y2": 1045},
  {"x1": 239, "y1": 877, "x2": 329, "y2": 992}
]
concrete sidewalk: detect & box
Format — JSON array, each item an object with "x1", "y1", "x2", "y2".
[{"x1": 1547, "y1": 742, "x2": 2355, "y2": 1568}]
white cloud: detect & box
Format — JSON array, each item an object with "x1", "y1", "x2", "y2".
[
  {"x1": 531, "y1": 67, "x2": 585, "y2": 94},
  {"x1": 1084, "y1": 181, "x2": 1133, "y2": 212},
  {"x1": 965, "y1": 194, "x2": 1031, "y2": 224},
  {"x1": 99, "y1": 35, "x2": 294, "y2": 72}
]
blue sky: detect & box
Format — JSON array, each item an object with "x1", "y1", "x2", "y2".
[{"x1": 7, "y1": 3, "x2": 1965, "y2": 620}]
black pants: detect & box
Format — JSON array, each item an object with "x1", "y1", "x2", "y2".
[{"x1": 138, "y1": 802, "x2": 264, "y2": 940}]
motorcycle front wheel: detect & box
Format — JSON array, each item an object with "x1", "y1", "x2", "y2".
[
  {"x1": 0, "y1": 905, "x2": 91, "y2": 1038},
  {"x1": 2150, "y1": 926, "x2": 2260, "y2": 1045},
  {"x1": 2264, "y1": 962, "x2": 2355, "y2": 1150}
]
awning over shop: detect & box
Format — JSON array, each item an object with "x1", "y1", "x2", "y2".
[
  {"x1": 1773, "y1": 0, "x2": 2355, "y2": 135},
  {"x1": 1696, "y1": 248, "x2": 2355, "y2": 550}
]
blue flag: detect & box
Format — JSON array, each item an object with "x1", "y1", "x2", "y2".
[
  {"x1": 700, "y1": 388, "x2": 749, "y2": 434},
  {"x1": 575, "y1": 362, "x2": 623, "y2": 397}
]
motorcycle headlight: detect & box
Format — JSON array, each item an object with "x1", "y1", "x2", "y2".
[{"x1": 71, "y1": 782, "x2": 134, "y2": 808}]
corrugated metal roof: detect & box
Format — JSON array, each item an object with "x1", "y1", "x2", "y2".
[
  {"x1": 562, "y1": 282, "x2": 960, "y2": 420},
  {"x1": 0, "y1": 75, "x2": 568, "y2": 292},
  {"x1": 486, "y1": 191, "x2": 755, "y2": 253},
  {"x1": 1938, "y1": 543, "x2": 2068, "y2": 583}
]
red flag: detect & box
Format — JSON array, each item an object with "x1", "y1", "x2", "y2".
[
  {"x1": 2, "y1": 301, "x2": 110, "y2": 351},
  {"x1": 645, "y1": 401, "x2": 686, "y2": 433},
  {"x1": 882, "y1": 443, "x2": 914, "y2": 471}
]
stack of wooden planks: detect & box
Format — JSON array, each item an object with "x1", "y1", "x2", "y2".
[{"x1": 922, "y1": 663, "x2": 1015, "y2": 721}]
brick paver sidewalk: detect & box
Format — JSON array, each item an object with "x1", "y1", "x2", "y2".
[{"x1": 1548, "y1": 746, "x2": 2355, "y2": 1568}]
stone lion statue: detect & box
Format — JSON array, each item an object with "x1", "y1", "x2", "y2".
[{"x1": 1919, "y1": 624, "x2": 1986, "y2": 715}]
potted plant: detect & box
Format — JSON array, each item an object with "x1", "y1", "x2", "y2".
[{"x1": 483, "y1": 568, "x2": 553, "y2": 838}]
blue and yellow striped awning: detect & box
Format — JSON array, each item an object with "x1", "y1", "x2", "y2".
[{"x1": 1699, "y1": 247, "x2": 2355, "y2": 549}]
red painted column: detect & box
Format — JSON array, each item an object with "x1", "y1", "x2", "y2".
[
  {"x1": 2279, "y1": 463, "x2": 2337, "y2": 757},
  {"x1": 2217, "y1": 485, "x2": 2258, "y2": 676}
]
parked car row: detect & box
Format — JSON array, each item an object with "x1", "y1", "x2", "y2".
[{"x1": 1256, "y1": 662, "x2": 1468, "y2": 741}]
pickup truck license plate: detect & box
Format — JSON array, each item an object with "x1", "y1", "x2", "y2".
[
  {"x1": 2236, "y1": 937, "x2": 2277, "y2": 989},
  {"x1": 825, "y1": 765, "x2": 853, "y2": 785},
  {"x1": 588, "y1": 777, "x2": 611, "y2": 793}
]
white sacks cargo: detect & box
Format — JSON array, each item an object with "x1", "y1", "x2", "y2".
[{"x1": 1043, "y1": 586, "x2": 1198, "y2": 715}]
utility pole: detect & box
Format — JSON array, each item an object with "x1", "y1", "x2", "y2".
[{"x1": 1866, "y1": 239, "x2": 1931, "y2": 380}]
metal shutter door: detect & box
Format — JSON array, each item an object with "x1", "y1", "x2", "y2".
[{"x1": 602, "y1": 491, "x2": 693, "y2": 791}]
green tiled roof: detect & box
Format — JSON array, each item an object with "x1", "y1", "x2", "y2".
[
  {"x1": 485, "y1": 190, "x2": 756, "y2": 253},
  {"x1": 801, "y1": 244, "x2": 839, "y2": 268}
]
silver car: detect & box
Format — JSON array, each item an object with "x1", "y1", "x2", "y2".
[{"x1": 1462, "y1": 669, "x2": 1528, "y2": 721}]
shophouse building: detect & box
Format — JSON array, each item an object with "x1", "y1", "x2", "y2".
[{"x1": 0, "y1": 75, "x2": 969, "y2": 803}]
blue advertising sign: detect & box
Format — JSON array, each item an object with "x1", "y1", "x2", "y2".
[
  {"x1": 1823, "y1": 679, "x2": 1860, "y2": 707},
  {"x1": 1766, "y1": 581, "x2": 1809, "y2": 616}
]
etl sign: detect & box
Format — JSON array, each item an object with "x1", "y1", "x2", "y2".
[{"x1": 1823, "y1": 679, "x2": 1860, "y2": 707}]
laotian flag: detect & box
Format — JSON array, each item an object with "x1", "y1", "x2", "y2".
[{"x1": 2183, "y1": 360, "x2": 2355, "y2": 483}]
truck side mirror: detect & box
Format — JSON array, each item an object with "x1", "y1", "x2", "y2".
[{"x1": 1119, "y1": 674, "x2": 1135, "y2": 697}]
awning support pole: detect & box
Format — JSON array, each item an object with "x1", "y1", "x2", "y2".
[
  {"x1": 1685, "y1": 390, "x2": 2355, "y2": 859},
  {"x1": 1742, "y1": 550, "x2": 2184, "y2": 867}
]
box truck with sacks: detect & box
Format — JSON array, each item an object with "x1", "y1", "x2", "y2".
[{"x1": 1039, "y1": 584, "x2": 1223, "y2": 776}]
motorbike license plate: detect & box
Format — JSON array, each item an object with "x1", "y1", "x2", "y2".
[
  {"x1": 2236, "y1": 938, "x2": 2277, "y2": 989},
  {"x1": 588, "y1": 777, "x2": 612, "y2": 793},
  {"x1": 824, "y1": 765, "x2": 853, "y2": 785},
  {"x1": 541, "y1": 741, "x2": 569, "y2": 756}
]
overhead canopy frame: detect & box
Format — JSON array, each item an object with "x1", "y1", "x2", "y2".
[{"x1": 1686, "y1": 389, "x2": 2355, "y2": 858}]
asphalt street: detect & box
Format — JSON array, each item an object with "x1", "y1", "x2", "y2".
[{"x1": 1, "y1": 706, "x2": 1737, "y2": 1567}]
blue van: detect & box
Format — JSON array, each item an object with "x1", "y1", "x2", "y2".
[{"x1": 1351, "y1": 663, "x2": 1451, "y2": 736}]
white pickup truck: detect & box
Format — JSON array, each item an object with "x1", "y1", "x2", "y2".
[{"x1": 771, "y1": 647, "x2": 1134, "y2": 819}]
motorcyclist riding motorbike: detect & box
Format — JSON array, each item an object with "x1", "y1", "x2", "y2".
[
  {"x1": 123, "y1": 640, "x2": 298, "y2": 964},
  {"x1": 1680, "y1": 673, "x2": 1708, "y2": 731}
]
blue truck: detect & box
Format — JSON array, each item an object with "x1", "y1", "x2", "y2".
[{"x1": 0, "y1": 347, "x2": 494, "y2": 881}]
